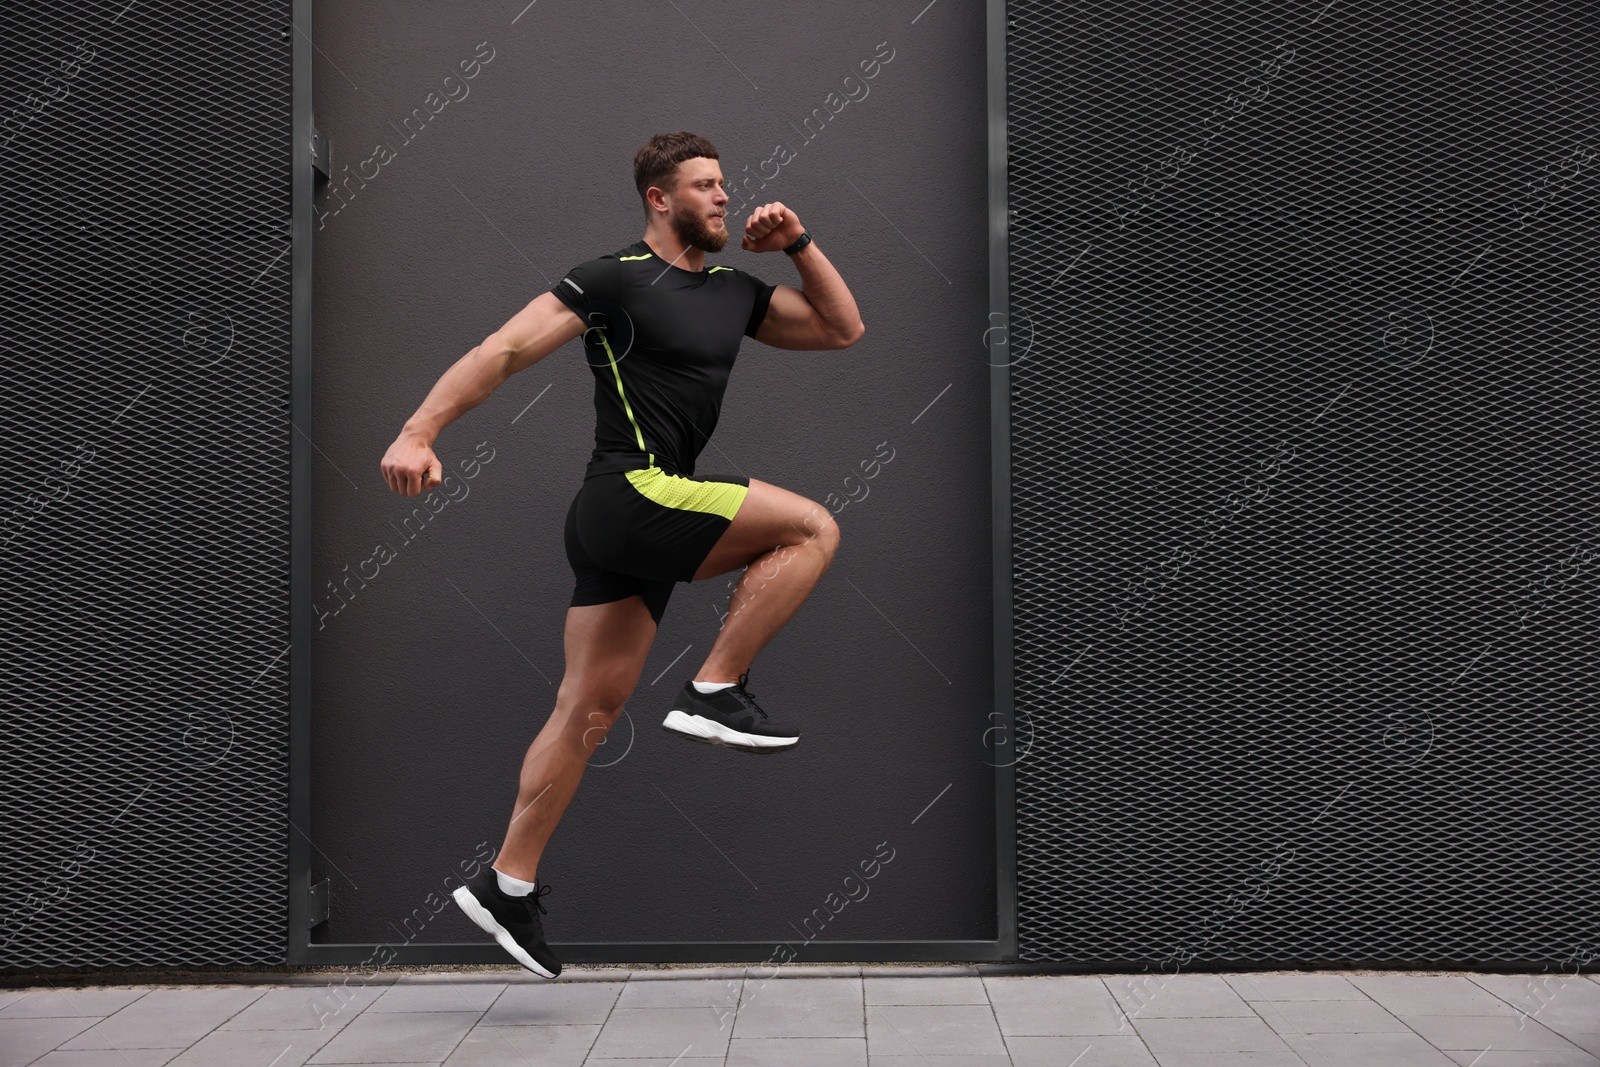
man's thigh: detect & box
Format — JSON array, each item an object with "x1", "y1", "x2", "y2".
[
  {"x1": 560, "y1": 596, "x2": 658, "y2": 700},
  {"x1": 690, "y1": 478, "x2": 833, "y2": 582}
]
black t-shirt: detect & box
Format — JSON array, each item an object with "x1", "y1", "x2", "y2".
[{"x1": 549, "y1": 238, "x2": 777, "y2": 480}]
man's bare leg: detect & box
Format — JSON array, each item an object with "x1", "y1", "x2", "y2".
[
  {"x1": 491, "y1": 595, "x2": 656, "y2": 882},
  {"x1": 689, "y1": 478, "x2": 839, "y2": 682}
]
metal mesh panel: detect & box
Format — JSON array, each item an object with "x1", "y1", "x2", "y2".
[
  {"x1": 1, "y1": 1, "x2": 292, "y2": 967},
  {"x1": 1008, "y1": 1, "x2": 1598, "y2": 965}
]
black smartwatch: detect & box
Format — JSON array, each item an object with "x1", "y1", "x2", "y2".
[{"x1": 782, "y1": 231, "x2": 813, "y2": 256}]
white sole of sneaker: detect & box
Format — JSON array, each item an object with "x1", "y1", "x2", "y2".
[
  {"x1": 450, "y1": 884, "x2": 558, "y2": 979},
  {"x1": 661, "y1": 709, "x2": 800, "y2": 750}
]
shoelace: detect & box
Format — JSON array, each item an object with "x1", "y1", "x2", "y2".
[
  {"x1": 526, "y1": 883, "x2": 553, "y2": 916},
  {"x1": 728, "y1": 671, "x2": 771, "y2": 721}
]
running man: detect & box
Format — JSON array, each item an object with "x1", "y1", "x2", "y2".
[{"x1": 378, "y1": 131, "x2": 866, "y2": 977}]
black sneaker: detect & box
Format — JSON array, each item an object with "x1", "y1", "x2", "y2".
[
  {"x1": 661, "y1": 672, "x2": 800, "y2": 752},
  {"x1": 451, "y1": 865, "x2": 562, "y2": 978}
]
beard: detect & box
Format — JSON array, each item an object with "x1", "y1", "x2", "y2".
[{"x1": 672, "y1": 204, "x2": 728, "y2": 253}]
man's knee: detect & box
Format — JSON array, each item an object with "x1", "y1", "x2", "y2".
[{"x1": 794, "y1": 502, "x2": 840, "y2": 551}]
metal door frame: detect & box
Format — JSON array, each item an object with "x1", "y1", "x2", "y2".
[{"x1": 286, "y1": 0, "x2": 1017, "y2": 966}]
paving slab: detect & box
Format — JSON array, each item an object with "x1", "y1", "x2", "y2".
[
  {"x1": 984, "y1": 976, "x2": 1126, "y2": 1036},
  {"x1": 615, "y1": 977, "x2": 742, "y2": 1011},
  {"x1": 1224, "y1": 974, "x2": 1366, "y2": 1002},
  {"x1": 306, "y1": 1010, "x2": 481, "y2": 1064},
  {"x1": 58, "y1": 988, "x2": 264, "y2": 1050},
  {"x1": 1350, "y1": 976, "x2": 1521, "y2": 1017},
  {"x1": 477, "y1": 982, "x2": 622, "y2": 1026},
  {"x1": 1129, "y1": 1015, "x2": 1296, "y2": 1056},
  {"x1": 0, "y1": 1016, "x2": 106, "y2": 1064},
  {"x1": 164, "y1": 1025, "x2": 336, "y2": 1067},
  {"x1": 865, "y1": 976, "x2": 989, "y2": 1005},
  {"x1": 1282, "y1": 1030, "x2": 1457, "y2": 1066},
  {"x1": 367, "y1": 981, "x2": 505, "y2": 1014},
  {"x1": 1444, "y1": 1051, "x2": 1600, "y2": 1066},
  {"x1": 1252, "y1": 997, "x2": 1410, "y2": 1034},
  {"x1": 222, "y1": 984, "x2": 388, "y2": 1031},
  {"x1": 866, "y1": 1003, "x2": 1008, "y2": 1058},
  {"x1": 0, "y1": 987, "x2": 147, "y2": 1018},
  {"x1": 867, "y1": 1056, "x2": 1013, "y2": 1066},
  {"x1": 1149, "y1": 1054, "x2": 1309, "y2": 1067},
  {"x1": 726, "y1": 1035, "x2": 868, "y2": 1066},
  {"x1": 584, "y1": 1006, "x2": 735, "y2": 1060},
  {"x1": 26, "y1": 1051, "x2": 185, "y2": 1066},
  {"x1": 1107, "y1": 974, "x2": 1256, "y2": 1019},
  {"x1": 1402, "y1": 1014, "x2": 1585, "y2": 1053},
  {"x1": 1005, "y1": 1033, "x2": 1161, "y2": 1066},
  {"x1": 441, "y1": 1022, "x2": 599, "y2": 1066},
  {"x1": 729, "y1": 976, "x2": 864, "y2": 1040}
]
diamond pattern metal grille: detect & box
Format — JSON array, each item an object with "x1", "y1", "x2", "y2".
[
  {"x1": 1, "y1": 2, "x2": 292, "y2": 967},
  {"x1": 1008, "y1": 1, "x2": 1598, "y2": 965}
]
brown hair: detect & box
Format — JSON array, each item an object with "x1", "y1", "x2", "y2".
[{"x1": 633, "y1": 131, "x2": 719, "y2": 214}]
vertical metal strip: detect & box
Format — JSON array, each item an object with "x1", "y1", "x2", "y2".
[
  {"x1": 988, "y1": 0, "x2": 1018, "y2": 960},
  {"x1": 287, "y1": 0, "x2": 315, "y2": 964}
]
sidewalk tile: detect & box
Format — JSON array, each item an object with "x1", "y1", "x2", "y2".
[
  {"x1": 1444, "y1": 1051, "x2": 1600, "y2": 1066},
  {"x1": 0, "y1": 988, "x2": 147, "y2": 1018},
  {"x1": 727, "y1": 1036, "x2": 867, "y2": 1066},
  {"x1": 867, "y1": 1057, "x2": 1011, "y2": 1066},
  {"x1": 307, "y1": 1010, "x2": 480, "y2": 1063},
  {"x1": 167, "y1": 1026, "x2": 335, "y2": 1066},
  {"x1": 368, "y1": 982, "x2": 504, "y2": 1014},
  {"x1": 616, "y1": 977, "x2": 742, "y2": 1010},
  {"x1": 1402, "y1": 1014, "x2": 1581, "y2": 1052},
  {"x1": 27, "y1": 1052, "x2": 183, "y2": 1067},
  {"x1": 1108, "y1": 974, "x2": 1255, "y2": 1019},
  {"x1": 730, "y1": 977, "x2": 864, "y2": 1039},
  {"x1": 984, "y1": 976, "x2": 1126, "y2": 1036},
  {"x1": 1350, "y1": 977, "x2": 1519, "y2": 1017},
  {"x1": 1283, "y1": 1031, "x2": 1456, "y2": 1065},
  {"x1": 479, "y1": 982, "x2": 622, "y2": 1026},
  {"x1": 867, "y1": 1004, "x2": 1006, "y2": 1057},
  {"x1": 223, "y1": 985, "x2": 387, "y2": 1031},
  {"x1": 864, "y1": 977, "x2": 989, "y2": 1005},
  {"x1": 1130, "y1": 1016, "x2": 1294, "y2": 1055},
  {"x1": 441, "y1": 1023, "x2": 598, "y2": 1066},
  {"x1": 1007, "y1": 1033, "x2": 1161, "y2": 1066},
  {"x1": 0, "y1": 1016, "x2": 106, "y2": 1064},
  {"x1": 585, "y1": 1006, "x2": 735, "y2": 1059},
  {"x1": 1253, "y1": 998, "x2": 1410, "y2": 1034},
  {"x1": 60, "y1": 989, "x2": 264, "y2": 1050},
  {"x1": 1225, "y1": 974, "x2": 1365, "y2": 1001},
  {"x1": 1148, "y1": 1055, "x2": 1309, "y2": 1066}
]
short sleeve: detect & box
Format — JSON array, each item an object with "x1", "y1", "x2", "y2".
[
  {"x1": 550, "y1": 256, "x2": 623, "y2": 321},
  {"x1": 743, "y1": 270, "x2": 778, "y2": 339}
]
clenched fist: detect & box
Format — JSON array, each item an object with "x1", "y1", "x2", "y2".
[
  {"x1": 381, "y1": 431, "x2": 442, "y2": 496},
  {"x1": 741, "y1": 202, "x2": 805, "y2": 253}
]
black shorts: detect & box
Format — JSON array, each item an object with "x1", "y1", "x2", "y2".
[{"x1": 563, "y1": 467, "x2": 751, "y2": 625}]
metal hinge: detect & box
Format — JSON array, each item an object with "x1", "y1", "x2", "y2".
[{"x1": 308, "y1": 877, "x2": 330, "y2": 928}]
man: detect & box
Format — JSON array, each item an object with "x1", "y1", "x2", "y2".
[{"x1": 378, "y1": 131, "x2": 866, "y2": 977}]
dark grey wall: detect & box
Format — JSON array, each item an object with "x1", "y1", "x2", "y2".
[{"x1": 308, "y1": 0, "x2": 994, "y2": 947}]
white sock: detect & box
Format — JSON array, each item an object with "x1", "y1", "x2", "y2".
[
  {"x1": 693, "y1": 680, "x2": 736, "y2": 693},
  {"x1": 495, "y1": 868, "x2": 537, "y2": 897}
]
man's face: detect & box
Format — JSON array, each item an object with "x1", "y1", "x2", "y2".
[{"x1": 665, "y1": 156, "x2": 729, "y2": 253}]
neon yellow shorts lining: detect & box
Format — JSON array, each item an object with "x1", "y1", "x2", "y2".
[{"x1": 624, "y1": 466, "x2": 748, "y2": 521}]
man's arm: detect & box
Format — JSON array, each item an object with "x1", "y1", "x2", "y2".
[
  {"x1": 380, "y1": 292, "x2": 584, "y2": 496},
  {"x1": 743, "y1": 203, "x2": 866, "y2": 350}
]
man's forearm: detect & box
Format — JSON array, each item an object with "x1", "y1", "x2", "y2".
[
  {"x1": 400, "y1": 343, "x2": 507, "y2": 444},
  {"x1": 788, "y1": 241, "x2": 864, "y2": 342}
]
